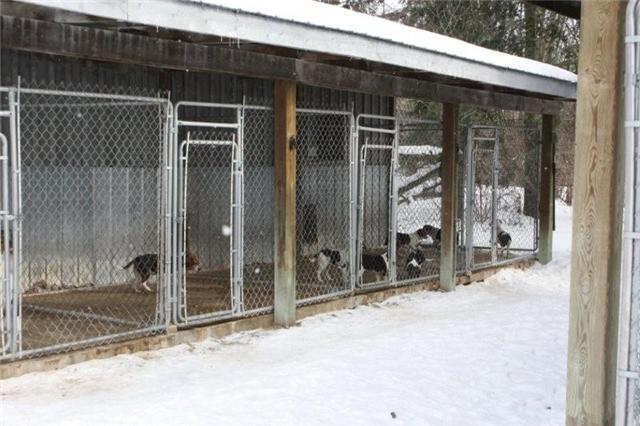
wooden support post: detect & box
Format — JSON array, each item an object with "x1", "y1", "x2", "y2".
[
  {"x1": 566, "y1": 1, "x2": 625, "y2": 424},
  {"x1": 273, "y1": 79, "x2": 297, "y2": 327},
  {"x1": 538, "y1": 114, "x2": 555, "y2": 265},
  {"x1": 439, "y1": 103, "x2": 459, "y2": 291}
]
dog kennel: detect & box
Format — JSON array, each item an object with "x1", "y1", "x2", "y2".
[{"x1": 0, "y1": 0, "x2": 574, "y2": 363}]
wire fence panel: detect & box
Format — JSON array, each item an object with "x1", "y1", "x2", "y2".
[
  {"x1": 464, "y1": 125, "x2": 540, "y2": 272},
  {"x1": 242, "y1": 107, "x2": 275, "y2": 315},
  {"x1": 619, "y1": 2, "x2": 640, "y2": 423},
  {"x1": 14, "y1": 86, "x2": 169, "y2": 357},
  {"x1": 395, "y1": 118, "x2": 442, "y2": 284},
  {"x1": 496, "y1": 126, "x2": 541, "y2": 262},
  {"x1": 295, "y1": 110, "x2": 353, "y2": 305}
]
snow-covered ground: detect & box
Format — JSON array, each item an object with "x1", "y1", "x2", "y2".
[{"x1": 0, "y1": 203, "x2": 573, "y2": 426}]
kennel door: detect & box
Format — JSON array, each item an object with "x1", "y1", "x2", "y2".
[
  {"x1": 0, "y1": 88, "x2": 20, "y2": 357},
  {"x1": 356, "y1": 114, "x2": 399, "y2": 288},
  {"x1": 179, "y1": 132, "x2": 243, "y2": 322},
  {"x1": 0, "y1": 131, "x2": 17, "y2": 356},
  {"x1": 464, "y1": 127, "x2": 499, "y2": 271}
]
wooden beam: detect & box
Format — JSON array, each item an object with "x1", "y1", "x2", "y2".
[
  {"x1": 439, "y1": 103, "x2": 458, "y2": 291},
  {"x1": 527, "y1": 1, "x2": 581, "y2": 20},
  {"x1": 566, "y1": 1, "x2": 625, "y2": 424},
  {"x1": 538, "y1": 115, "x2": 555, "y2": 265},
  {"x1": 0, "y1": 15, "x2": 566, "y2": 114},
  {"x1": 273, "y1": 79, "x2": 297, "y2": 327}
]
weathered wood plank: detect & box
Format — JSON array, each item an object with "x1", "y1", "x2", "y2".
[
  {"x1": 566, "y1": 1, "x2": 625, "y2": 424},
  {"x1": 273, "y1": 79, "x2": 297, "y2": 327},
  {"x1": 439, "y1": 103, "x2": 458, "y2": 291},
  {"x1": 538, "y1": 114, "x2": 555, "y2": 265},
  {"x1": 0, "y1": 15, "x2": 566, "y2": 114}
]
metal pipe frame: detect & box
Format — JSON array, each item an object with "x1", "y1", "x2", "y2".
[{"x1": 617, "y1": 1, "x2": 640, "y2": 423}]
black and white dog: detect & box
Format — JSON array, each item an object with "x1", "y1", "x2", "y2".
[
  {"x1": 496, "y1": 221, "x2": 512, "y2": 257},
  {"x1": 311, "y1": 249, "x2": 349, "y2": 283},
  {"x1": 421, "y1": 224, "x2": 441, "y2": 246},
  {"x1": 396, "y1": 226, "x2": 431, "y2": 250},
  {"x1": 362, "y1": 251, "x2": 388, "y2": 282},
  {"x1": 123, "y1": 250, "x2": 200, "y2": 293},
  {"x1": 405, "y1": 249, "x2": 426, "y2": 279}
]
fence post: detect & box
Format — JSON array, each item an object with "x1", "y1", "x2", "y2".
[
  {"x1": 273, "y1": 80, "x2": 297, "y2": 327},
  {"x1": 439, "y1": 103, "x2": 458, "y2": 291},
  {"x1": 538, "y1": 115, "x2": 555, "y2": 265},
  {"x1": 566, "y1": 0, "x2": 625, "y2": 424}
]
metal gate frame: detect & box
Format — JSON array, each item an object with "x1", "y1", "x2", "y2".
[
  {"x1": 464, "y1": 126, "x2": 500, "y2": 271},
  {"x1": 618, "y1": 1, "x2": 640, "y2": 423},
  {"x1": 0, "y1": 88, "x2": 20, "y2": 356},
  {"x1": 356, "y1": 114, "x2": 399, "y2": 288},
  {"x1": 173, "y1": 101, "x2": 245, "y2": 324},
  {"x1": 0, "y1": 85, "x2": 172, "y2": 360},
  {"x1": 463, "y1": 125, "x2": 541, "y2": 273}
]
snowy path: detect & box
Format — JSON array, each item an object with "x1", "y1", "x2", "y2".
[{"x1": 0, "y1": 206, "x2": 572, "y2": 426}]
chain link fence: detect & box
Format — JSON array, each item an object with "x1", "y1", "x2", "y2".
[
  {"x1": 296, "y1": 109, "x2": 354, "y2": 305},
  {"x1": 619, "y1": 1, "x2": 640, "y2": 423},
  {"x1": 463, "y1": 125, "x2": 541, "y2": 272},
  {"x1": 0, "y1": 80, "x2": 547, "y2": 361},
  {"x1": 395, "y1": 116, "x2": 442, "y2": 284},
  {"x1": 13, "y1": 84, "x2": 170, "y2": 357}
]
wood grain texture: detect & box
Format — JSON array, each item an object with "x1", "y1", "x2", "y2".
[
  {"x1": 273, "y1": 80, "x2": 297, "y2": 327},
  {"x1": 0, "y1": 15, "x2": 566, "y2": 114},
  {"x1": 439, "y1": 103, "x2": 459, "y2": 291},
  {"x1": 566, "y1": 1, "x2": 626, "y2": 424}
]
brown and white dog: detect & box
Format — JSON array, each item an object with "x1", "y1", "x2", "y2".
[{"x1": 123, "y1": 250, "x2": 200, "y2": 293}]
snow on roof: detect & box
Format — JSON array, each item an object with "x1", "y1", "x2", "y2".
[{"x1": 194, "y1": 0, "x2": 577, "y2": 84}]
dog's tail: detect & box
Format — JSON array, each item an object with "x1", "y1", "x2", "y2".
[{"x1": 122, "y1": 259, "x2": 134, "y2": 270}]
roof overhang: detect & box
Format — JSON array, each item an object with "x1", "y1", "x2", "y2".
[{"x1": 0, "y1": 0, "x2": 577, "y2": 107}]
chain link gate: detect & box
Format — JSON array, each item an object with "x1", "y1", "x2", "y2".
[
  {"x1": 0, "y1": 84, "x2": 172, "y2": 360},
  {"x1": 463, "y1": 125, "x2": 541, "y2": 273},
  {"x1": 356, "y1": 114, "x2": 398, "y2": 288},
  {"x1": 0, "y1": 89, "x2": 20, "y2": 356},
  {"x1": 395, "y1": 118, "x2": 442, "y2": 284},
  {"x1": 175, "y1": 102, "x2": 244, "y2": 323},
  {"x1": 174, "y1": 102, "x2": 274, "y2": 324},
  {"x1": 295, "y1": 109, "x2": 355, "y2": 305}
]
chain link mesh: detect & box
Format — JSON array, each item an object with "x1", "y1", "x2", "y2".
[
  {"x1": 17, "y1": 85, "x2": 169, "y2": 355},
  {"x1": 296, "y1": 110, "x2": 352, "y2": 304},
  {"x1": 242, "y1": 107, "x2": 274, "y2": 315},
  {"x1": 465, "y1": 125, "x2": 540, "y2": 270},
  {"x1": 180, "y1": 128, "x2": 236, "y2": 320},
  {"x1": 395, "y1": 117, "x2": 442, "y2": 283},
  {"x1": 357, "y1": 116, "x2": 394, "y2": 286}
]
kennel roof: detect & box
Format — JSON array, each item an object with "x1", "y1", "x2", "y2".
[{"x1": 4, "y1": 0, "x2": 577, "y2": 103}]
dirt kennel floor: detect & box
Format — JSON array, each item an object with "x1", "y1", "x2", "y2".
[{"x1": 17, "y1": 248, "x2": 529, "y2": 353}]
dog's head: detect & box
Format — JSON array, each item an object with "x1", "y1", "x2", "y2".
[{"x1": 185, "y1": 250, "x2": 200, "y2": 272}]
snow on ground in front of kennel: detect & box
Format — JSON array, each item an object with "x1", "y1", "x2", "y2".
[{"x1": 0, "y1": 203, "x2": 573, "y2": 426}]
